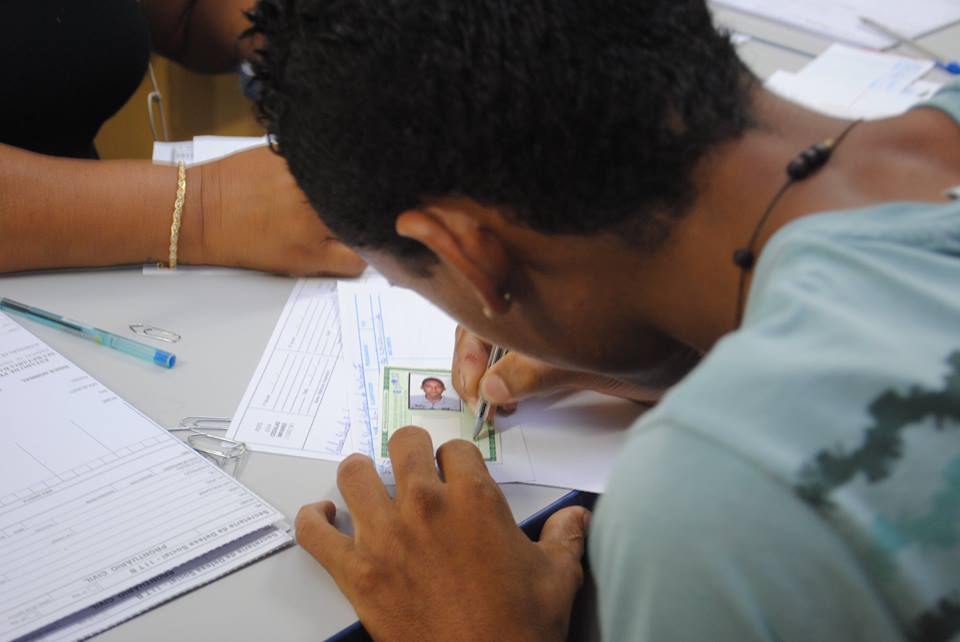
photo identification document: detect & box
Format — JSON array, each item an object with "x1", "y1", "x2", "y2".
[{"x1": 378, "y1": 366, "x2": 500, "y2": 463}]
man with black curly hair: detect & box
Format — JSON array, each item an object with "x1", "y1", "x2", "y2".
[{"x1": 249, "y1": 1, "x2": 960, "y2": 640}]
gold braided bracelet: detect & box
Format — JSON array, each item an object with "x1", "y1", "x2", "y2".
[{"x1": 168, "y1": 160, "x2": 187, "y2": 269}]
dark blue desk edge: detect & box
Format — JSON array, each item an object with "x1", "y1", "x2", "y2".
[{"x1": 325, "y1": 489, "x2": 599, "y2": 642}]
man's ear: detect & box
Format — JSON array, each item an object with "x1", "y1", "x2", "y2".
[{"x1": 396, "y1": 203, "x2": 513, "y2": 316}]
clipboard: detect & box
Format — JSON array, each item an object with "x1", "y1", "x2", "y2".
[{"x1": 325, "y1": 490, "x2": 599, "y2": 642}]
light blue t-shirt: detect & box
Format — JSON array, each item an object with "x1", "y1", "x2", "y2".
[{"x1": 590, "y1": 85, "x2": 960, "y2": 641}]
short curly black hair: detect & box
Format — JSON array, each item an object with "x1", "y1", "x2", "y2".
[{"x1": 248, "y1": 0, "x2": 754, "y2": 258}]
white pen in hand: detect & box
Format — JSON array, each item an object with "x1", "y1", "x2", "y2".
[{"x1": 472, "y1": 344, "x2": 506, "y2": 439}]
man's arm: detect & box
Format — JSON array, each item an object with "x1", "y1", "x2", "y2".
[{"x1": 140, "y1": 0, "x2": 257, "y2": 73}]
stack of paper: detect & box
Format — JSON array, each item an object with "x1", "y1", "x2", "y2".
[
  {"x1": 0, "y1": 313, "x2": 291, "y2": 641},
  {"x1": 227, "y1": 276, "x2": 643, "y2": 493},
  {"x1": 766, "y1": 44, "x2": 941, "y2": 120}
]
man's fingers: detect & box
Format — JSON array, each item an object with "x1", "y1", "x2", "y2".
[
  {"x1": 337, "y1": 454, "x2": 392, "y2": 528},
  {"x1": 594, "y1": 378, "x2": 665, "y2": 404},
  {"x1": 452, "y1": 326, "x2": 490, "y2": 404},
  {"x1": 479, "y1": 352, "x2": 671, "y2": 405},
  {"x1": 478, "y1": 353, "x2": 580, "y2": 404},
  {"x1": 537, "y1": 507, "x2": 590, "y2": 585},
  {"x1": 539, "y1": 507, "x2": 590, "y2": 560},
  {"x1": 388, "y1": 426, "x2": 442, "y2": 496},
  {"x1": 497, "y1": 402, "x2": 518, "y2": 416},
  {"x1": 295, "y1": 501, "x2": 353, "y2": 576},
  {"x1": 436, "y1": 439, "x2": 489, "y2": 483}
]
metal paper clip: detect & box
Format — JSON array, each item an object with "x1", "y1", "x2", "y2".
[
  {"x1": 130, "y1": 323, "x2": 181, "y2": 343},
  {"x1": 168, "y1": 417, "x2": 248, "y2": 476},
  {"x1": 186, "y1": 431, "x2": 247, "y2": 464},
  {"x1": 178, "y1": 416, "x2": 232, "y2": 431}
]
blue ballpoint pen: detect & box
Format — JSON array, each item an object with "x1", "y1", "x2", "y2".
[{"x1": 0, "y1": 298, "x2": 176, "y2": 368}]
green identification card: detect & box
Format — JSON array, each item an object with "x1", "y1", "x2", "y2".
[{"x1": 380, "y1": 366, "x2": 500, "y2": 462}]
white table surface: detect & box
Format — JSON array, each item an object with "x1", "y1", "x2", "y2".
[
  {"x1": 4, "y1": 7, "x2": 958, "y2": 641},
  {"x1": 0, "y1": 269, "x2": 571, "y2": 641}
]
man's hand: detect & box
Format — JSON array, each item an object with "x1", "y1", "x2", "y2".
[
  {"x1": 189, "y1": 146, "x2": 367, "y2": 277},
  {"x1": 452, "y1": 326, "x2": 699, "y2": 411},
  {"x1": 296, "y1": 427, "x2": 590, "y2": 642}
]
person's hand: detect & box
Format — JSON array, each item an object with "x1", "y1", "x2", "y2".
[
  {"x1": 452, "y1": 326, "x2": 700, "y2": 412},
  {"x1": 296, "y1": 427, "x2": 589, "y2": 642},
  {"x1": 188, "y1": 146, "x2": 366, "y2": 276}
]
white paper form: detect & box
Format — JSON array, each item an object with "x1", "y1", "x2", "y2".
[
  {"x1": 24, "y1": 526, "x2": 290, "y2": 642},
  {"x1": 150, "y1": 141, "x2": 193, "y2": 165},
  {"x1": 713, "y1": 0, "x2": 960, "y2": 49},
  {"x1": 765, "y1": 44, "x2": 938, "y2": 120},
  {"x1": 337, "y1": 281, "x2": 457, "y2": 452},
  {"x1": 337, "y1": 282, "x2": 536, "y2": 484},
  {"x1": 150, "y1": 135, "x2": 267, "y2": 166},
  {"x1": 498, "y1": 391, "x2": 642, "y2": 493},
  {"x1": 226, "y1": 279, "x2": 367, "y2": 460},
  {"x1": 191, "y1": 135, "x2": 268, "y2": 164},
  {"x1": 0, "y1": 313, "x2": 290, "y2": 641}
]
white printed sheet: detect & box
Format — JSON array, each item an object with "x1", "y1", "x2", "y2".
[
  {"x1": 0, "y1": 313, "x2": 290, "y2": 641},
  {"x1": 226, "y1": 279, "x2": 369, "y2": 460}
]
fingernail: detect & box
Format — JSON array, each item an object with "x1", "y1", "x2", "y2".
[
  {"x1": 497, "y1": 403, "x2": 517, "y2": 416},
  {"x1": 480, "y1": 374, "x2": 510, "y2": 404}
]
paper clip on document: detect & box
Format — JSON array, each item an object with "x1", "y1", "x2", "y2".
[{"x1": 168, "y1": 417, "x2": 248, "y2": 473}]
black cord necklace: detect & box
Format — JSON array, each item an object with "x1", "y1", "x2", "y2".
[{"x1": 732, "y1": 119, "x2": 862, "y2": 326}]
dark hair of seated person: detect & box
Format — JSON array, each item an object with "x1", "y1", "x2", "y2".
[{"x1": 247, "y1": 0, "x2": 756, "y2": 259}]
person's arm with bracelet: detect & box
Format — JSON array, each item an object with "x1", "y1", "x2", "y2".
[
  {"x1": 0, "y1": 0, "x2": 365, "y2": 276},
  {"x1": 0, "y1": 142, "x2": 363, "y2": 275}
]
